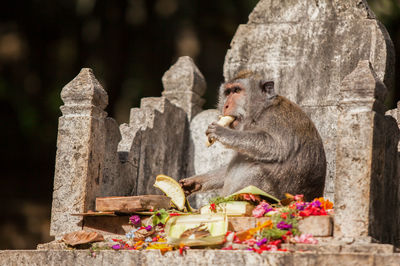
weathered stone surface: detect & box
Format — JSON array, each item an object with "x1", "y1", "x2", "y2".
[
  {"x1": 248, "y1": 0, "x2": 375, "y2": 23},
  {"x1": 101, "y1": 118, "x2": 132, "y2": 197},
  {"x1": 341, "y1": 243, "x2": 394, "y2": 254},
  {"x1": 334, "y1": 61, "x2": 399, "y2": 245},
  {"x1": 51, "y1": 69, "x2": 110, "y2": 237},
  {"x1": 282, "y1": 242, "x2": 394, "y2": 254},
  {"x1": 281, "y1": 243, "x2": 342, "y2": 253},
  {"x1": 298, "y1": 216, "x2": 333, "y2": 237},
  {"x1": 1, "y1": 250, "x2": 400, "y2": 266},
  {"x1": 135, "y1": 98, "x2": 188, "y2": 195},
  {"x1": 116, "y1": 57, "x2": 206, "y2": 196},
  {"x1": 228, "y1": 217, "x2": 270, "y2": 232},
  {"x1": 118, "y1": 99, "x2": 189, "y2": 196},
  {"x1": 224, "y1": 0, "x2": 395, "y2": 200},
  {"x1": 162, "y1": 56, "x2": 206, "y2": 120},
  {"x1": 51, "y1": 69, "x2": 131, "y2": 237}
]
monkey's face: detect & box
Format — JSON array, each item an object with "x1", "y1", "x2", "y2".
[{"x1": 221, "y1": 79, "x2": 248, "y2": 128}]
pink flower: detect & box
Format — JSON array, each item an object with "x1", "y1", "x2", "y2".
[
  {"x1": 252, "y1": 202, "x2": 273, "y2": 217},
  {"x1": 294, "y1": 194, "x2": 304, "y2": 201},
  {"x1": 292, "y1": 234, "x2": 318, "y2": 244}
]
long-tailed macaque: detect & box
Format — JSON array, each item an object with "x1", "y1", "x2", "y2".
[{"x1": 180, "y1": 71, "x2": 326, "y2": 201}]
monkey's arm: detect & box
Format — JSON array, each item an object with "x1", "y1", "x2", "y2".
[
  {"x1": 207, "y1": 123, "x2": 292, "y2": 162},
  {"x1": 179, "y1": 166, "x2": 228, "y2": 196}
]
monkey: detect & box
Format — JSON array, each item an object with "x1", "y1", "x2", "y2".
[{"x1": 179, "y1": 70, "x2": 326, "y2": 201}]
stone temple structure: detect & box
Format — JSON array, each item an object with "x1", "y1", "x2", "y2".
[{"x1": 2, "y1": 0, "x2": 400, "y2": 265}]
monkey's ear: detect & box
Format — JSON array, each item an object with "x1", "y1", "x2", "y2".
[{"x1": 260, "y1": 80, "x2": 276, "y2": 99}]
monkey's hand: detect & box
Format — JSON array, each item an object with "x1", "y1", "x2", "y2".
[
  {"x1": 206, "y1": 122, "x2": 228, "y2": 145},
  {"x1": 179, "y1": 178, "x2": 202, "y2": 196}
]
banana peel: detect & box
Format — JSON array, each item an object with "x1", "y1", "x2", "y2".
[{"x1": 154, "y1": 174, "x2": 194, "y2": 212}]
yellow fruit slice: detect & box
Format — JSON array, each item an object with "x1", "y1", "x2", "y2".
[
  {"x1": 200, "y1": 201, "x2": 254, "y2": 216},
  {"x1": 154, "y1": 175, "x2": 186, "y2": 211}
]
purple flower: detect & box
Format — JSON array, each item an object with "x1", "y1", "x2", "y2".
[
  {"x1": 263, "y1": 203, "x2": 274, "y2": 213},
  {"x1": 256, "y1": 238, "x2": 267, "y2": 247},
  {"x1": 129, "y1": 215, "x2": 141, "y2": 226},
  {"x1": 156, "y1": 212, "x2": 161, "y2": 217},
  {"x1": 310, "y1": 200, "x2": 321, "y2": 208},
  {"x1": 295, "y1": 202, "x2": 307, "y2": 211},
  {"x1": 145, "y1": 225, "x2": 153, "y2": 231},
  {"x1": 276, "y1": 221, "x2": 292, "y2": 230},
  {"x1": 112, "y1": 244, "x2": 122, "y2": 250}
]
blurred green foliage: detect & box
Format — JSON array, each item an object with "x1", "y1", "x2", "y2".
[{"x1": 0, "y1": 0, "x2": 398, "y2": 249}]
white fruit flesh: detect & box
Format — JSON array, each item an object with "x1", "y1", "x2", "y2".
[{"x1": 154, "y1": 175, "x2": 186, "y2": 211}]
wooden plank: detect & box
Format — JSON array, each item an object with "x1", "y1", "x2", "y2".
[
  {"x1": 71, "y1": 211, "x2": 116, "y2": 217},
  {"x1": 95, "y1": 195, "x2": 171, "y2": 213}
]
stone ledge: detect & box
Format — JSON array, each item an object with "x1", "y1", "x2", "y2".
[
  {"x1": 1, "y1": 250, "x2": 399, "y2": 266},
  {"x1": 281, "y1": 243, "x2": 394, "y2": 254}
]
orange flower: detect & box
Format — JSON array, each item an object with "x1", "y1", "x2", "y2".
[
  {"x1": 146, "y1": 243, "x2": 173, "y2": 254},
  {"x1": 316, "y1": 197, "x2": 333, "y2": 210}
]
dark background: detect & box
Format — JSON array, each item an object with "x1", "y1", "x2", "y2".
[{"x1": 0, "y1": 0, "x2": 399, "y2": 249}]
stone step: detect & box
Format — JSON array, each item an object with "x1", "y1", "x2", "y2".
[{"x1": 3, "y1": 250, "x2": 400, "y2": 266}]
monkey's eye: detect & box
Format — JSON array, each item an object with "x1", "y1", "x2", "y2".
[
  {"x1": 224, "y1": 89, "x2": 231, "y2": 96},
  {"x1": 233, "y1": 86, "x2": 241, "y2": 93}
]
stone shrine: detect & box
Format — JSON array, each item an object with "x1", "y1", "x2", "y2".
[{"x1": 2, "y1": 0, "x2": 400, "y2": 265}]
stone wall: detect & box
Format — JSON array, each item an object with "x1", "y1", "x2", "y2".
[
  {"x1": 50, "y1": 57, "x2": 206, "y2": 237},
  {"x1": 223, "y1": 0, "x2": 395, "y2": 200}
]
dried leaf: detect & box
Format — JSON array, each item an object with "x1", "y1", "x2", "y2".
[
  {"x1": 62, "y1": 231, "x2": 104, "y2": 246},
  {"x1": 180, "y1": 224, "x2": 210, "y2": 239},
  {"x1": 134, "y1": 228, "x2": 154, "y2": 241}
]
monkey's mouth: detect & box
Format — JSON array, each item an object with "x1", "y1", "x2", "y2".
[{"x1": 230, "y1": 116, "x2": 241, "y2": 129}]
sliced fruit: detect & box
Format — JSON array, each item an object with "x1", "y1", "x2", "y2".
[
  {"x1": 200, "y1": 201, "x2": 254, "y2": 216},
  {"x1": 165, "y1": 214, "x2": 228, "y2": 246},
  {"x1": 154, "y1": 175, "x2": 186, "y2": 211}
]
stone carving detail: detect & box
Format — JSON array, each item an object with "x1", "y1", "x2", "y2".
[
  {"x1": 162, "y1": 56, "x2": 206, "y2": 121},
  {"x1": 223, "y1": 0, "x2": 395, "y2": 200},
  {"x1": 118, "y1": 56, "x2": 206, "y2": 195},
  {"x1": 334, "y1": 60, "x2": 399, "y2": 245}
]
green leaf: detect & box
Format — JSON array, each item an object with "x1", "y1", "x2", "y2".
[{"x1": 152, "y1": 209, "x2": 169, "y2": 226}]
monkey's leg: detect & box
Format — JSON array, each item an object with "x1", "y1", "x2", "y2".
[{"x1": 179, "y1": 166, "x2": 228, "y2": 196}]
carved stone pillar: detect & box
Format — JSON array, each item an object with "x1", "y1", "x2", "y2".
[
  {"x1": 162, "y1": 56, "x2": 206, "y2": 121},
  {"x1": 50, "y1": 68, "x2": 108, "y2": 236},
  {"x1": 334, "y1": 60, "x2": 399, "y2": 243}
]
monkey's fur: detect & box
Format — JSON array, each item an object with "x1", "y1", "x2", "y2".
[{"x1": 180, "y1": 71, "x2": 326, "y2": 201}]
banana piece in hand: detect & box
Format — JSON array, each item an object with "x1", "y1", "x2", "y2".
[{"x1": 206, "y1": 115, "x2": 235, "y2": 147}]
